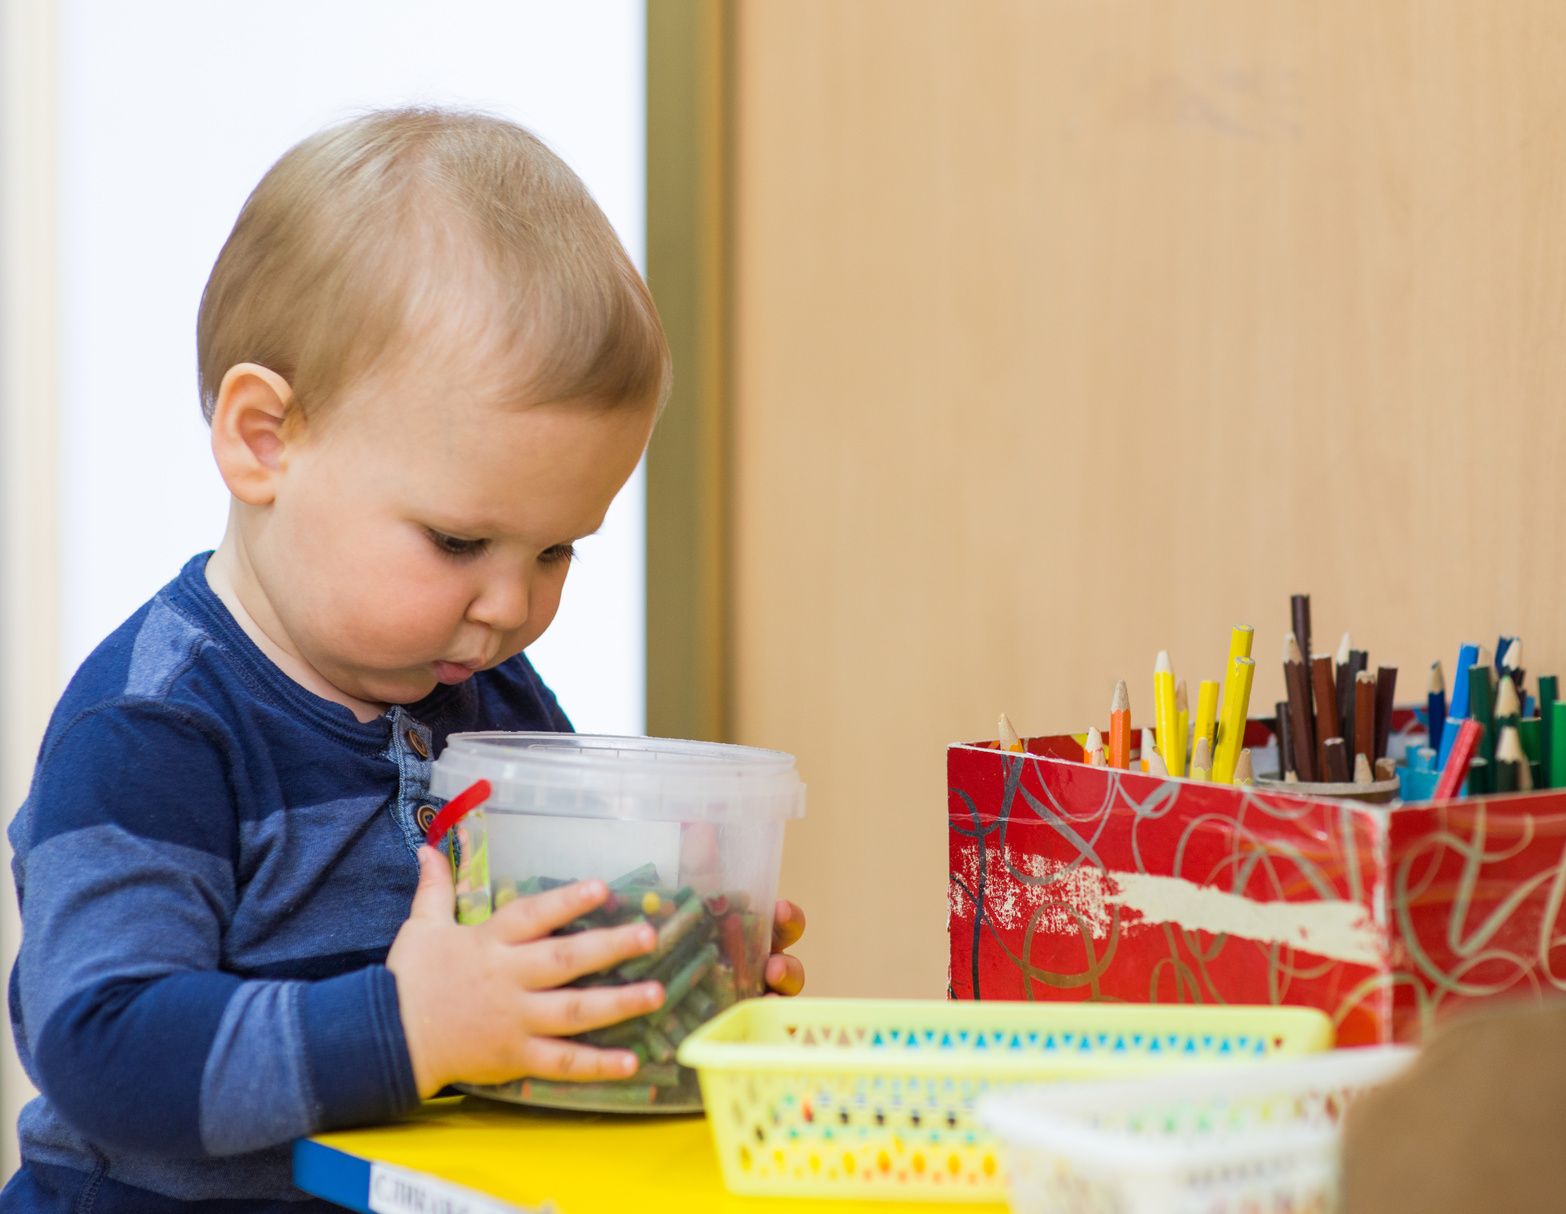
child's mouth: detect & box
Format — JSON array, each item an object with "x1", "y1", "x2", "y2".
[{"x1": 432, "y1": 660, "x2": 479, "y2": 684}]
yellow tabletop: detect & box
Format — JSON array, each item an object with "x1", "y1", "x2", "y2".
[{"x1": 297, "y1": 1096, "x2": 1006, "y2": 1214}]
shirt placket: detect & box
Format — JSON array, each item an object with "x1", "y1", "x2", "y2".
[{"x1": 387, "y1": 705, "x2": 438, "y2": 857}]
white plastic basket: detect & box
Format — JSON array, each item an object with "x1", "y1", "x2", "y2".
[{"x1": 981, "y1": 1046, "x2": 1414, "y2": 1214}]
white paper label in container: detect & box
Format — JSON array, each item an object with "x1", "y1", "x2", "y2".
[
  {"x1": 368, "y1": 1162, "x2": 539, "y2": 1213},
  {"x1": 491, "y1": 814, "x2": 682, "y2": 886}
]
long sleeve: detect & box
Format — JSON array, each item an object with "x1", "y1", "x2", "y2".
[{"x1": 17, "y1": 702, "x2": 419, "y2": 1158}]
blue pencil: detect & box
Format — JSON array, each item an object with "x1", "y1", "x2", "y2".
[
  {"x1": 1427, "y1": 661, "x2": 1447, "y2": 757},
  {"x1": 1449, "y1": 643, "x2": 1480, "y2": 723},
  {"x1": 1496, "y1": 636, "x2": 1516, "y2": 675}
]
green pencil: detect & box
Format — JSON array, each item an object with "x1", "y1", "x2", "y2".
[
  {"x1": 1469, "y1": 664, "x2": 1496, "y2": 765},
  {"x1": 1540, "y1": 675, "x2": 1559, "y2": 784},
  {"x1": 1553, "y1": 701, "x2": 1566, "y2": 789}
]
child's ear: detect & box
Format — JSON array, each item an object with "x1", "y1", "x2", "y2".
[{"x1": 210, "y1": 363, "x2": 296, "y2": 505}]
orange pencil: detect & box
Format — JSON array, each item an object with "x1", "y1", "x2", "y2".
[
  {"x1": 999, "y1": 713, "x2": 1024, "y2": 753},
  {"x1": 1109, "y1": 680, "x2": 1132, "y2": 769},
  {"x1": 1084, "y1": 726, "x2": 1107, "y2": 766}
]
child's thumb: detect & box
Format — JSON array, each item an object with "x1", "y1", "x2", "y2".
[{"x1": 408, "y1": 845, "x2": 456, "y2": 922}]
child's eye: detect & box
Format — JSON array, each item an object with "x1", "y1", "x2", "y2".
[
  {"x1": 539, "y1": 543, "x2": 576, "y2": 565},
  {"x1": 426, "y1": 529, "x2": 489, "y2": 559}
]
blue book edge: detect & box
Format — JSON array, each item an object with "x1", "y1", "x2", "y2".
[{"x1": 294, "y1": 1138, "x2": 372, "y2": 1212}]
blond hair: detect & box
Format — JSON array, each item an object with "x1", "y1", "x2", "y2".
[{"x1": 197, "y1": 107, "x2": 668, "y2": 424}]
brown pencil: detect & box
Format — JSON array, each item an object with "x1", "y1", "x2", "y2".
[
  {"x1": 1291, "y1": 594, "x2": 1312, "y2": 671},
  {"x1": 1354, "y1": 671, "x2": 1377, "y2": 764},
  {"x1": 1284, "y1": 633, "x2": 1318, "y2": 782},
  {"x1": 1323, "y1": 736, "x2": 1350, "y2": 783},
  {"x1": 1374, "y1": 666, "x2": 1398, "y2": 761},
  {"x1": 1312, "y1": 654, "x2": 1340, "y2": 777}
]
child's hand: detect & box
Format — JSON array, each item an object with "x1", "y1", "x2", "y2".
[
  {"x1": 387, "y1": 846, "x2": 663, "y2": 1099},
  {"x1": 765, "y1": 899, "x2": 806, "y2": 995}
]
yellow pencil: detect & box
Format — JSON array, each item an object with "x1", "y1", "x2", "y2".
[
  {"x1": 1211, "y1": 625, "x2": 1255, "y2": 782},
  {"x1": 1234, "y1": 748, "x2": 1255, "y2": 787},
  {"x1": 1190, "y1": 735, "x2": 1212, "y2": 781},
  {"x1": 1212, "y1": 654, "x2": 1257, "y2": 783},
  {"x1": 999, "y1": 713, "x2": 1024, "y2": 753},
  {"x1": 1194, "y1": 679, "x2": 1220, "y2": 755},
  {"x1": 1154, "y1": 651, "x2": 1182, "y2": 779},
  {"x1": 1175, "y1": 679, "x2": 1190, "y2": 776}
]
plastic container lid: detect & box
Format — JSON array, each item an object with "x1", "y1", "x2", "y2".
[{"x1": 430, "y1": 732, "x2": 807, "y2": 822}]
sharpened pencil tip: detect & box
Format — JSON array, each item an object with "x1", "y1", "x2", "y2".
[
  {"x1": 1503, "y1": 638, "x2": 1524, "y2": 671},
  {"x1": 1111, "y1": 680, "x2": 1130, "y2": 714},
  {"x1": 1146, "y1": 750, "x2": 1169, "y2": 777},
  {"x1": 1155, "y1": 650, "x2": 1172, "y2": 675},
  {"x1": 1085, "y1": 726, "x2": 1103, "y2": 749},
  {"x1": 1354, "y1": 753, "x2": 1373, "y2": 784},
  {"x1": 1429, "y1": 661, "x2": 1445, "y2": 693},
  {"x1": 1497, "y1": 725, "x2": 1525, "y2": 764},
  {"x1": 1356, "y1": 670, "x2": 1377, "y2": 686},
  {"x1": 1496, "y1": 676, "x2": 1521, "y2": 719},
  {"x1": 1336, "y1": 633, "x2": 1352, "y2": 664},
  {"x1": 999, "y1": 713, "x2": 1020, "y2": 750},
  {"x1": 1285, "y1": 633, "x2": 1304, "y2": 665},
  {"x1": 1234, "y1": 749, "x2": 1254, "y2": 785}
]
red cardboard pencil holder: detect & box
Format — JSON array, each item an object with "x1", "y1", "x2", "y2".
[{"x1": 947, "y1": 715, "x2": 1566, "y2": 1045}]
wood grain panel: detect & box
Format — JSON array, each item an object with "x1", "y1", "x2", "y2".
[{"x1": 729, "y1": 0, "x2": 1566, "y2": 997}]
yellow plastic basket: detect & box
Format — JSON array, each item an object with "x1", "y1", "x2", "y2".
[{"x1": 677, "y1": 997, "x2": 1334, "y2": 1203}]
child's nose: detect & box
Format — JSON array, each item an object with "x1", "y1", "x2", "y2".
[{"x1": 468, "y1": 576, "x2": 530, "y2": 632}]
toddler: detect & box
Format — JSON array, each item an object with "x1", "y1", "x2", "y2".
[{"x1": 0, "y1": 108, "x2": 804, "y2": 1211}]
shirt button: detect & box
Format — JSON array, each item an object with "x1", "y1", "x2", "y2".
[
  {"x1": 415, "y1": 805, "x2": 438, "y2": 834},
  {"x1": 406, "y1": 729, "x2": 429, "y2": 759}
]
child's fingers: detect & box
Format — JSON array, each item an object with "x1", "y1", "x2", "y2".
[
  {"x1": 520, "y1": 1038, "x2": 643, "y2": 1083},
  {"x1": 765, "y1": 951, "x2": 805, "y2": 996},
  {"x1": 771, "y1": 899, "x2": 806, "y2": 950},
  {"x1": 523, "y1": 981, "x2": 665, "y2": 1038},
  {"x1": 515, "y1": 921, "x2": 657, "y2": 989},
  {"x1": 485, "y1": 879, "x2": 611, "y2": 943},
  {"x1": 406, "y1": 846, "x2": 457, "y2": 922}
]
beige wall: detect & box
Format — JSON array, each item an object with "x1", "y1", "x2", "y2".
[{"x1": 730, "y1": 1, "x2": 1566, "y2": 998}]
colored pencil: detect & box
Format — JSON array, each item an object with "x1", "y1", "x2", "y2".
[
  {"x1": 1323, "y1": 736, "x2": 1350, "y2": 783},
  {"x1": 1467, "y1": 756, "x2": 1491, "y2": 795},
  {"x1": 1146, "y1": 749, "x2": 1169, "y2": 778},
  {"x1": 1539, "y1": 675, "x2": 1558, "y2": 785},
  {"x1": 1175, "y1": 679, "x2": 1189, "y2": 776},
  {"x1": 1501, "y1": 638, "x2": 1525, "y2": 698},
  {"x1": 1284, "y1": 633, "x2": 1318, "y2": 783},
  {"x1": 1354, "y1": 671, "x2": 1377, "y2": 763},
  {"x1": 1519, "y1": 715, "x2": 1542, "y2": 789},
  {"x1": 1140, "y1": 727, "x2": 1157, "y2": 773},
  {"x1": 1290, "y1": 595, "x2": 1312, "y2": 673},
  {"x1": 1190, "y1": 735, "x2": 1212, "y2": 782},
  {"x1": 1494, "y1": 725, "x2": 1523, "y2": 793},
  {"x1": 1375, "y1": 756, "x2": 1397, "y2": 782},
  {"x1": 1374, "y1": 665, "x2": 1397, "y2": 761},
  {"x1": 1213, "y1": 654, "x2": 1256, "y2": 784},
  {"x1": 1335, "y1": 633, "x2": 1355, "y2": 756},
  {"x1": 1108, "y1": 680, "x2": 1133, "y2": 770},
  {"x1": 1311, "y1": 654, "x2": 1340, "y2": 776},
  {"x1": 1448, "y1": 642, "x2": 1481, "y2": 723},
  {"x1": 1469, "y1": 663, "x2": 1496, "y2": 764},
  {"x1": 1495, "y1": 635, "x2": 1516, "y2": 676},
  {"x1": 1275, "y1": 700, "x2": 1295, "y2": 779},
  {"x1": 1234, "y1": 748, "x2": 1254, "y2": 787},
  {"x1": 1084, "y1": 726, "x2": 1107, "y2": 767},
  {"x1": 1354, "y1": 752, "x2": 1373, "y2": 784},
  {"x1": 1154, "y1": 651, "x2": 1181, "y2": 779},
  {"x1": 1427, "y1": 662, "x2": 1447, "y2": 756},
  {"x1": 1194, "y1": 680, "x2": 1220, "y2": 756},
  {"x1": 1494, "y1": 673, "x2": 1520, "y2": 734},
  {"x1": 1433, "y1": 718, "x2": 1483, "y2": 800},
  {"x1": 999, "y1": 713, "x2": 1024, "y2": 753}
]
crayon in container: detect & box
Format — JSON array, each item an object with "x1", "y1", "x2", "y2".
[{"x1": 429, "y1": 733, "x2": 806, "y2": 1112}]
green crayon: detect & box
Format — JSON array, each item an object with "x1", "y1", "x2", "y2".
[
  {"x1": 618, "y1": 893, "x2": 706, "y2": 980},
  {"x1": 661, "y1": 942, "x2": 720, "y2": 1011}
]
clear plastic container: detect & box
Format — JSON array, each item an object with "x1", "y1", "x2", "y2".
[
  {"x1": 429, "y1": 732, "x2": 806, "y2": 1113},
  {"x1": 980, "y1": 1046, "x2": 1415, "y2": 1214}
]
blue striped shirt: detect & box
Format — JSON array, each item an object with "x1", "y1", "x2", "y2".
[{"x1": 2, "y1": 554, "x2": 570, "y2": 1210}]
